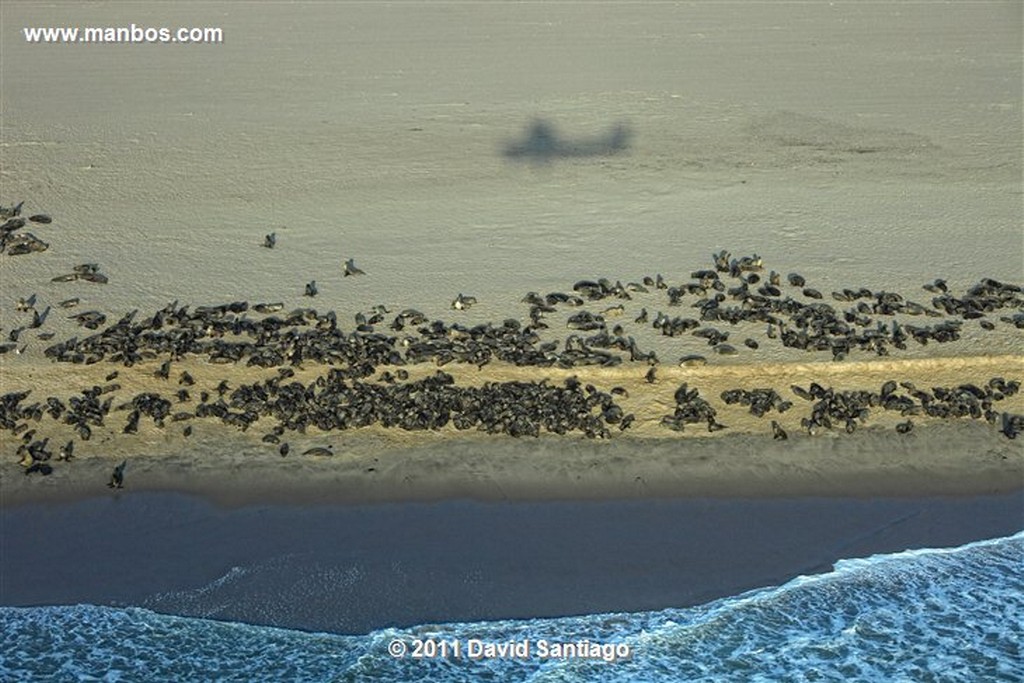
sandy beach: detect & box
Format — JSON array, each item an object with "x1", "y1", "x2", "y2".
[
  {"x1": 1, "y1": 3, "x2": 1022, "y2": 665},
  {"x1": 2, "y1": 353, "x2": 1022, "y2": 506}
]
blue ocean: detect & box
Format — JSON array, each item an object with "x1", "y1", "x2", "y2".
[{"x1": 2, "y1": 532, "x2": 1021, "y2": 682}]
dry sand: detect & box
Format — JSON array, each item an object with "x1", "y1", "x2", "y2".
[
  {"x1": 2, "y1": 354, "x2": 1021, "y2": 506},
  {"x1": 1, "y1": 2, "x2": 1021, "y2": 504},
  {"x1": 1, "y1": 2, "x2": 1020, "y2": 340}
]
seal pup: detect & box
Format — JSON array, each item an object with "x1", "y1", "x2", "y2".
[
  {"x1": 451, "y1": 293, "x2": 477, "y2": 311},
  {"x1": 15, "y1": 294, "x2": 36, "y2": 312},
  {"x1": 771, "y1": 420, "x2": 788, "y2": 440},
  {"x1": 155, "y1": 359, "x2": 171, "y2": 380},
  {"x1": 108, "y1": 460, "x2": 126, "y2": 489},
  {"x1": 304, "y1": 281, "x2": 318, "y2": 297},
  {"x1": 0, "y1": 201, "x2": 24, "y2": 218},
  {"x1": 1000, "y1": 413, "x2": 1022, "y2": 439},
  {"x1": 343, "y1": 258, "x2": 365, "y2": 276},
  {"x1": 58, "y1": 440, "x2": 75, "y2": 461}
]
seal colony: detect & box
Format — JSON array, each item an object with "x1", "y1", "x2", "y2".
[{"x1": 1, "y1": 201, "x2": 1022, "y2": 493}]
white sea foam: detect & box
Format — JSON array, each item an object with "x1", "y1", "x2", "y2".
[{"x1": 2, "y1": 532, "x2": 1020, "y2": 682}]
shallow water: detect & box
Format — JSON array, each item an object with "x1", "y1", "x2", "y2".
[{"x1": 2, "y1": 532, "x2": 1021, "y2": 682}]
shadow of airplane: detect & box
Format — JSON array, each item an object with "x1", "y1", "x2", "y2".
[{"x1": 503, "y1": 119, "x2": 632, "y2": 162}]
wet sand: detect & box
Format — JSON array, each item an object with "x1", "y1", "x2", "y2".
[{"x1": 2, "y1": 491, "x2": 1021, "y2": 634}]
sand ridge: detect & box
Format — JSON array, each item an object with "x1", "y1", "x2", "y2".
[{"x1": 2, "y1": 353, "x2": 1021, "y2": 507}]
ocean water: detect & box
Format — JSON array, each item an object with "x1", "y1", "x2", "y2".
[{"x1": 1, "y1": 532, "x2": 1020, "y2": 682}]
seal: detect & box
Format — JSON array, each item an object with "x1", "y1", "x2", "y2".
[
  {"x1": 451, "y1": 293, "x2": 477, "y2": 310},
  {"x1": 0, "y1": 200, "x2": 24, "y2": 218},
  {"x1": 58, "y1": 440, "x2": 74, "y2": 461},
  {"x1": 108, "y1": 460, "x2": 126, "y2": 489},
  {"x1": 15, "y1": 295, "x2": 36, "y2": 312},
  {"x1": 344, "y1": 258, "x2": 365, "y2": 276},
  {"x1": 712, "y1": 343, "x2": 738, "y2": 356}
]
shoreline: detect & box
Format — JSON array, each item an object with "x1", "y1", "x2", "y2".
[
  {"x1": 3, "y1": 419, "x2": 1021, "y2": 508},
  {"x1": 2, "y1": 491, "x2": 1021, "y2": 634}
]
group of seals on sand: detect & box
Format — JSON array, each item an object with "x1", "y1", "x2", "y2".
[
  {"x1": 0, "y1": 201, "x2": 52, "y2": 256},
  {"x1": 51, "y1": 263, "x2": 110, "y2": 285},
  {"x1": 227, "y1": 369, "x2": 628, "y2": 443},
  {"x1": 661, "y1": 383, "x2": 726, "y2": 433},
  {"x1": 10, "y1": 241, "x2": 1020, "y2": 377},
  {"x1": 304, "y1": 260, "x2": 363, "y2": 296},
  {"x1": 788, "y1": 377, "x2": 1019, "y2": 436},
  {"x1": 2, "y1": 368, "x2": 633, "y2": 484},
  {"x1": 3, "y1": 208, "x2": 1022, "y2": 489},
  {"x1": 658, "y1": 377, "x2": 1019, "y2": 438}
]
